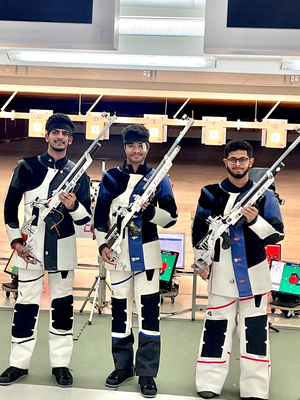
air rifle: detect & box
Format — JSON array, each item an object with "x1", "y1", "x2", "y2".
[
  {"x1": 195, "y1": 126, "x2": 300, "y2": 270},
  {"x1": 22, "y1": 113, "x2": 117, "y2": 266},
  {"x1": 105, "y1": 115, "x2": 195, "y2": 262}
]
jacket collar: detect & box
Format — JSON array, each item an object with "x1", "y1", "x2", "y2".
[
  {"x1": 221, "y1": 177, "x2": 253, "y2": 194},
  {"x1": 40, "y1": 152, "x2": 69, "y2": 169},
  {"x1": 120, "y1": 160, "x2": 152, "y2": 175}
]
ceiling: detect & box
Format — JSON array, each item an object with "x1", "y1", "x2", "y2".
[{"x1": 0, "y1": 0, "x2": 300, "y2": 124}]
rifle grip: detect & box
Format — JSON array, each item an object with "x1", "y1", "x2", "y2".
[{"x1": 221, "y1": 232, "x2": 234, "y2": 250}]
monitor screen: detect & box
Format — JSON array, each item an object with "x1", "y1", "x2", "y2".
[
  {"x1": 0, "y1": 0, "x2": 119, "y2": 50},
  {"x1": 158, "y1": 232, "x2": 185, "y2": 269},
  {"x1": 0, "y1": 0, "x2": 93, "y2": 23},
  {"x1": 227, "y1": 0, "x2": 300, "y2": 29},
  {"x1": 270, "y1": 260, "x2": 300, "y2": 296},
  {"x1": 204, "y1": 0, "x2": 300, "y2": 55},
  {"x1": 160, "y1": 250, "x2": 179, "y2": 291}
]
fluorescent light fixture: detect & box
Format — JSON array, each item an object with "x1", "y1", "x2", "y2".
[
  {"x1": 121, "y1": 0, "x2": 205, "y2": 7},
  {"x1": 281, "y1": 59, "x2": 300, "y2": 70},
  {"x1": 7, "y1": 50, "x2": 216, "y2": 71},
  {"x1": 119, "y1": 17, "x2": 204, "y2": 37}
]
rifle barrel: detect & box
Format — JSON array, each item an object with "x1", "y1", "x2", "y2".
[
  {"x1": 55, "y1": 115, "x2": 116, "y2": 194},
  {"x1": 141, "y1": 117, "x2": 194, "y2": 193},
  {"x1": 233, "y1": 128, "x2": 300, "y2": 210}
]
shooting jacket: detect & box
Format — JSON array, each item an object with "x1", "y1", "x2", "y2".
[
  {"x1": 192, "y1": 178, "x2": 284, "y2": 298},
  {"x1": 4, "y1": 152, "x2": 91, "y2": 271},
  {"x1": 94, "y1": 161, "x2": 178, "y2": 271}
]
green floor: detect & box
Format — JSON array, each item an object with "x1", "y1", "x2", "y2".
[{"x1": 0, "y1": 309, "x2": 299, "y2": 400}]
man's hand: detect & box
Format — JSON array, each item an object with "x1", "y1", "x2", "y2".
[
  {"x1": 241, "y1": 205, "x2": 258, "y2": 223},
  {"x1": 140, "y1": 201, "x2": 155, "y2": 220},
  {"x1": 191, "y1": 263, "x2": 209, "y2": 281},
  {"x1": 140, "y1": 202, "x2": 150, "y2": 210},
  {"x1": 13, "y1": 243, "x2": 35, "y2": 264},
  {"x1": 58, "y1": 191, "x2": 77, "y2": 210},
  {"x1": 101, "y1": 246, "x2": 116, "y2": 265},
  {"x1": 141, "y1": 193, "x2": 155, "y2": 212}
]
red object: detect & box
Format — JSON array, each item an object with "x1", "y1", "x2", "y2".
[
  {"x1": 161, "y1": 262, "x2": 168, "y2": 271},
  {"x1": 288, "y1": 273, "x2": 300, "y2": 285},
  {"x1": 289, "y1": 275, "x2": 297, "y2": 284},
  {"x1": 266, "y1": 244, "x2": 281, "y2": 265}
]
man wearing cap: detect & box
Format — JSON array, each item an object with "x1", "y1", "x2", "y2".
[
  {"x1": 93, "y1": 124, "x2": 178, "y2": 398},
  {"x1": 1, "y1": 113, "x2": 91, "y2": 387}
]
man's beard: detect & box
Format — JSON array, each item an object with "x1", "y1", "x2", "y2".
[
  {"x1": 50, "y1": 143, "x2": 66, "y2": 152},
  {"x1": 128, "y1": 154, "x2": 145, "y2": 164},
  {"x1": 227, "y1": 166, "x2": 250, "y2": 179}
]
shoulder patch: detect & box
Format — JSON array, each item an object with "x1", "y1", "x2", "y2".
[{"x1": 21, "y1": 156, "x2": 40, "y2": 173}]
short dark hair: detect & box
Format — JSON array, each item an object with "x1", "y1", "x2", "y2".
[
  {"x1": 122, "y1": 124, "x2": 150, "y2": 144},
  {"x1": 224, "y1": 139, "x2": 253, "y2": 158},
  {"x1": 45, "y1": 113, "x2": 75, "y2": 135}
]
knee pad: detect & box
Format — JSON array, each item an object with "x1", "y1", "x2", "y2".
[
  {"x1": 201, "y1": 319, "x2": 228, "y2": 358},
  {"x1": 245, "y1": 315, "x2": 267, "y2": 356},
  {"x1": 141, "y1": 292, "x2": 160, "y2": 332},
  {"x1": 12, "y1": 303, "x2": 39, "y2": 338},
  {"x1": 51, "y1": 295, "x2": 73, "y2": 331},
  {"x1": 145, "y1": 269, "x2": 155, "y2": 281},
  {"x1": 254, "y1": 294, "x2": 262, "y2": 308},
  {"x1": 112, "y1": 297, "x2": 127, "y2": 334},
  {"x1": 60, "y1": 271, "x2": 69, "y2": 279}
]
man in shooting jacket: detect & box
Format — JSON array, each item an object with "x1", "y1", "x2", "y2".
[
  {"x1": 1, "y1": 113, "x2": 91, "y2": 387},
  {"x1": 94, "y1": 124, "x2": 178, "y2": 398},
  {"x1": 192, "y1": 139, "x2": 284, "y2": 400}
]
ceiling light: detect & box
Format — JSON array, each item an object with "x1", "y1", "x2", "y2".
[
  {"x1": 7, "y1": 50, "x2": 216, "y2": 71},
  {"x1": 281, "y1": 59, "x2": 300, "y2": 70},
  {"x1": 119, "y1": 17, "x2": 204, "y2": 37},
  {"x1": 121, "y1": 0, "x2": 205, "y2": 7}
]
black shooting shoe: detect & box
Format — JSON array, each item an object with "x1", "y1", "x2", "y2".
[
  {"x1": 138, "y1": 376, "x2": 157, "y2": 398},
  {"x1": 105, "y1": 368, "x2": 134, "y2": 387},
  {"x1": 52, "y1": 367, "x2": 73, "y2": 387},
  {"x1": 0, "y1": 366, "x2": 28, "y2": 385},
  {"x1": 198, "y1": 391, "x2": 219, "y2": 399}
]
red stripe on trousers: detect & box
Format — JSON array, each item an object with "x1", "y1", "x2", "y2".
[{"x1": 206, "y1": 300, "x2": 236, "y2": 311}]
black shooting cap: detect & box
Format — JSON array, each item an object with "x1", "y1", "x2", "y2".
[
  {"x1": 45, "y1": 113, "x2": 75, "y2": 136},
  {"x1": 122, "y1": 124, "x2": 150, "y2": 144}
]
